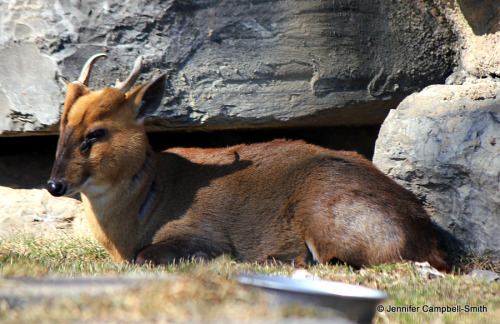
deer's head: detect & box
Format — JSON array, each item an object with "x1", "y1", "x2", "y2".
[{"x1": 47, "y1": 54, "x2": 166, "y2": 197}]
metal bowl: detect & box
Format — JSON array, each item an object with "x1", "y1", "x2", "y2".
[{"x1": 237, "y1": 274, "x2": 390, "y2": 323}]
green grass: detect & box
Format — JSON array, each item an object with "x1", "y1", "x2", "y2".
[{"x1": 0, "y1": 231, "x2": 498, "y2": 323}]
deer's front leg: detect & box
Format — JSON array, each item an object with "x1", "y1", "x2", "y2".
[
  {"x1": 134, "y1": 242, "x2": 208, "y2": 265},
  {"x1": 134, "y1": 220, "x2": 228, "y2": 266}
]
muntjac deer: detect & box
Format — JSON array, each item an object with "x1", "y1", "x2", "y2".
[{"x1": 47, "y1": 54, "x2": 449, "y2": 271}]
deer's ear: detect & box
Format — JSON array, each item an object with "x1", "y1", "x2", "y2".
[{"x1": 127, "y1": 74, "x2": 167, "y2": 123}]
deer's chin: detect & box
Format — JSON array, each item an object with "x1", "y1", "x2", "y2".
[{"x1": 58, "y1": 175, "x2": 88, "y2": 197}]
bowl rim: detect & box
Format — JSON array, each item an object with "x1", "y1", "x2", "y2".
[{"x1": 237, "y1": 274, "x2": 391, "y2": 301}]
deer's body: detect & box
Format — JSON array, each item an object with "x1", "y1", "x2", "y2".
[{"x1": 47, "y1": 54, "x2": 449, "y2": 271}]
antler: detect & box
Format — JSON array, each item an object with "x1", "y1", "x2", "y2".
[
  {"x1": 76, "y1": 53, "x2": 108, "y2": 86},
  {"x1": 114, "y1": 56, "x2": 143, "y2": 93}
]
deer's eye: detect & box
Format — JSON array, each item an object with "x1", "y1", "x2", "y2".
[
  {"x1": 86, "y1": 128, "x2": 107, "y2": 142},
  {"x1": 80, "y1": 128, "x2": 107, "y2": 155}
]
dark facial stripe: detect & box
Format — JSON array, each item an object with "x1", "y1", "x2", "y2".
[{"x1": 50, "y1": 126, "x2": 76, "y2": 180}]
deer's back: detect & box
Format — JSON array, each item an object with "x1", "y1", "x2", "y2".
[{"x1": 152, "y1": 139, "x2": 443, "y2": 267}]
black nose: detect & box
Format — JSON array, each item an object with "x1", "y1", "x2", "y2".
[{"x1": 46, "y1": 180, "x2": 68, "y2": 197}]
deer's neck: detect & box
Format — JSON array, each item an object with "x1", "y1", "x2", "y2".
[{"x1": 81, "y1": 149, "x2": 159, "y2": 263}]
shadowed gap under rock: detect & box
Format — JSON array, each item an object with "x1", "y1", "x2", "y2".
[{"x1": 0, "y1": 125, "x2": 380, "y2": 189}]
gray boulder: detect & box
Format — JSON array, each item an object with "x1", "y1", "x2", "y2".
[
  {"x1": 0, "y1": 44, "x2": 61, "y2": 134},
  {"x1": 0, "y1": 0, "x2": 455, "y2": 135},
  {"x1": 373, "y1": 77, "x2": 500, "y2": 259}
]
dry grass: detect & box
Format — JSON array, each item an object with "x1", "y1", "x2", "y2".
[
  {"x1": 0, "y1": 231, "x2": 498, "y2": 323},
  {"x1": 456, "y1": 252, "x2": 500, "y2": 275}
]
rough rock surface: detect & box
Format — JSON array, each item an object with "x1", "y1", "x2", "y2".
[
  {"x1": 457, "y1": 0, "x2": 500, "y2": 36},
  {"x1": 468, "y1": 270, "x2": 500, "y2": 282},
  {"x1": 448, "y1": 0, "x2": 500, "y2": 77},
  {"x1": 373, "y1": 77, "x2": 500, "y2": 258},
  {"x1": 0, "y1": 0, "x2": 456, "y2": 135},
  {"x1": 373, "y1": 2, "x2": 500, "y2": 259},
  {"x1": 0, "y1": 186, "x2": 86, "y2": 235}
]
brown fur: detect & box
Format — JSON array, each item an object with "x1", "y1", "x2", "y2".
[{"x1": 48, "y1": 61, "x2": 449, "y2": 272}]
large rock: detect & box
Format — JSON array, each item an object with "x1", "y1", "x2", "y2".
[
  {"x1": 373, "y1": 1, "x2": 500, "y2": 260},
  {"x1": 373, "y1": 77, "x2": 500, "y2": 258},
  {"x1": 0, "y1": 0, "x2": 456, "y2": 135},
  {"x1": 0, "y1": 186, "x2": 86, "y2": 235},
  {"x1": 449, "y1": 0, "x2": 500, "y2": 77},
  {"x1": 0, "y1": 44, "x2": 61, "y2": 134}
]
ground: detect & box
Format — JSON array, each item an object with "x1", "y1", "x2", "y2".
[{"x1": 0, "y1": 229, "x2": 498, "y2": 324}]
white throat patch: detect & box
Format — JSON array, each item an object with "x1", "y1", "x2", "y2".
[{"x1": 82, "y1": 177, "x2": 111, "y2": 197}]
